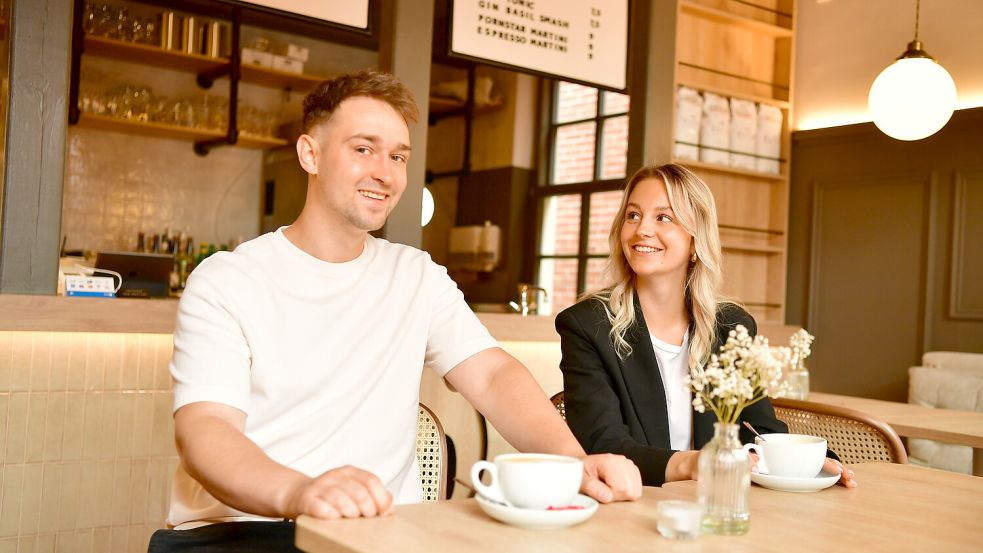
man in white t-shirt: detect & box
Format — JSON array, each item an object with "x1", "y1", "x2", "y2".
[{"x1": 149, "y1": 71, "x2": 641, "y2": 552}]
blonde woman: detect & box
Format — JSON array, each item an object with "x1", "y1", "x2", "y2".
[{"x1": 555, "y1": 163, "x2": 856, "y2": 487}]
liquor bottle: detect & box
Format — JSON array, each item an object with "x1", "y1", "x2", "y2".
[{"x1": 178, "y1": 235, "x2": 195, "y2": 289}]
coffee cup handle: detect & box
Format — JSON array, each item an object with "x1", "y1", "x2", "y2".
[
  {"x1": 471, "y1": 461, "x2": 509, "y2": 506},
  {"x1": 742, "y1": 443, "x2": 768, "y2": 474}
]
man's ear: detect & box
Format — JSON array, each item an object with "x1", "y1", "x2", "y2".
[{"x1": 296, "y1": 133, "x2": 318, "y2": 175}]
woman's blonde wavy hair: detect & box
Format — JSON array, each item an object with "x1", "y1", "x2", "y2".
[{"x1": 588, "y1": 163, "x2": 732, "y2": 373}]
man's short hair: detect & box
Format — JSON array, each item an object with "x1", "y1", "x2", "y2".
[{"x1": 302, "y1": 70, "x2": 419, "y2": 133}]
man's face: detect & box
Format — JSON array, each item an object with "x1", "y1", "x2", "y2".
[{"x1": 307, "y1": 96, "x2": 412, "y2": 233}]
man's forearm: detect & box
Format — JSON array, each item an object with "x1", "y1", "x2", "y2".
[
  {"x1": 175, "y1": 405, "x2": 310, "y2": 519},
  {"x1": 465, "y1": 355, "x2": 585, "y2": 457}
]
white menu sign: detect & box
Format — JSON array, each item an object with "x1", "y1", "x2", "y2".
[
  {"x1": 241, "y1": 0, "x2": 370, "y2": 30},
  {"x1": 451, "y1": 0, "x2": 628, "y2": 90}
]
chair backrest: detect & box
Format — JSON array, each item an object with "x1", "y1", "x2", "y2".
[
  {"x1": 771, "y1": 397, "x2": 908, "y2": 464},
  {"x1": 417, "y1": 403, "x2": 446, "y2": 502},
  {"x1": 551, "y1": 391, "x2": 566, "y2": 421}
]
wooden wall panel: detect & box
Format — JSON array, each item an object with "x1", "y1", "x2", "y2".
[
  {"x1": 788, "y1": 107, "x2": 983, "y2": 401},
  {"x1": 949, "y1": 171, "x2": 983, "y2": 319},
  {"x1": 807, "y1": 176, "x2": 930, "y2": 400}
]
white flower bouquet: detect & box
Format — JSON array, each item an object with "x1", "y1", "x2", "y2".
[
  {"x1": 789, "y1": 328, "x2": 815, "y2": 367},
  {"x1": 686, "y1": 325, "x2": 791, "y2": 424}
]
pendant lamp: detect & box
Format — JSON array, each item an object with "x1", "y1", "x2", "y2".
[
  {"x1": 868, "y1": 0, "x2": 956, "y2": 141},
  {"x1": 421, "y1": 186, "x2": 435, "y2": 227}
]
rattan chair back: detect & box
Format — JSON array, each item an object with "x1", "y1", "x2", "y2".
[
  {"x1": 551, "y1": 391, "x2": 566, "y2": 421},
  {"x1": 772, "y1": 397, "x2": 908, "y2": 464},
  {"x1": 417, "y1": 403, "x2": 447, "y2": 501}
]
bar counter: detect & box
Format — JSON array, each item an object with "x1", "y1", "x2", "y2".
[{"x1": 0, "y1": 294, "x2": 562, "y2": 342}]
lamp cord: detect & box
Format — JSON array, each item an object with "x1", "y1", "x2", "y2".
[{"x1": 914, "y1": 0, "x2": 920, "y2": 41}]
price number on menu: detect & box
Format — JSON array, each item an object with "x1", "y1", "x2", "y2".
[{"x1": 588, "y1": 7, "x2": 601, "y2": 59}]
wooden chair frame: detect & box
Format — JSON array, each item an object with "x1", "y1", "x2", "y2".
[
  {"x1": 772, "y1": 397, "x2": 908, "y2": 464},
  {"x1": 550, "y1": 391, "x2": 566, "y2": 421},
  {"x1": 417, "y1": 403, "x2": 447, "y2": 501}
]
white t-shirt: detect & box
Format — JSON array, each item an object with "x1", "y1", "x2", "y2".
[
  {"x1": 650, "y1": 333, "x2": 693, "y2": 451},
  {"x1": 167, "y1": 228, "x2": 498, "y2": 529}
]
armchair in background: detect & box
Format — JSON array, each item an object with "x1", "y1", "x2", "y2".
[{"x1": 908, "y1": 351, "x2": 983, "y2": 474}]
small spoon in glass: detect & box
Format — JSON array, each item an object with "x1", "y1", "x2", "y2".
[{"x1": 743, "y1": 421, "x2": 768, "y2": 442}]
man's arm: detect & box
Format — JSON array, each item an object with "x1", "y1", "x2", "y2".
[
  {"x1": 175, "y1": 401, "x2": 393, "y2": 519},
  {"x1": 444, "y1": 347, "x2": 642, "y2": 502}
]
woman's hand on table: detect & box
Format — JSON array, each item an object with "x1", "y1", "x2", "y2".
[
  {"x1": 824, "y1": 458, "x2": 858, "y2": 488},
  {"x1": 579, "y1": 453, "x2": 643, "y2": 503}
]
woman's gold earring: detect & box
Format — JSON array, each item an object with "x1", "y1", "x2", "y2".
[{"x1": 691, "y1": 252, "x2": 698, "y2": 263}]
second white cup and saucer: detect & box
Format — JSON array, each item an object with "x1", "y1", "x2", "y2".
[
  {"x1": 744, "y1": 433, "x2": 840, "y2": 493},
  {"x1": 470, "y1": 453, "x2": 599, "y2": 530}
]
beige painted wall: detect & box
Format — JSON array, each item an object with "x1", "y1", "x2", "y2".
[{"x1": 794, "y1": 0, "x2": 983, "y2": 130}]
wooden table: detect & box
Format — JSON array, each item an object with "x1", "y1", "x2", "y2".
[
  {"x1": 808, "y1": 391, "x2": 983, "y2": 475},
  {"x1": 296, "y1": 463, "x2": 982, "y2": 552}
]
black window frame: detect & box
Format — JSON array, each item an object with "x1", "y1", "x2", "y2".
[{"x1": 532, "y1": 81, "x2": 629, "y2": 302}]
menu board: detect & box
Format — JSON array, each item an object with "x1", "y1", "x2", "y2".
[
  {"x1": 240, "y1": 0, "x2": 370, "y2": 30},
  {"x1": 450, "y1": 0, "x2": 629, "y2": 90}
]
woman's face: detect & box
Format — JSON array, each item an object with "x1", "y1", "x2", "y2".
[{"x1": 620, "y1": 177, "x2": 694, "y2": 282}]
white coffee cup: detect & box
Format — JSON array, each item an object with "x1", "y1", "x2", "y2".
[
  {"x1": 470, "y1": 453, "x2": 583, "y2": 510},
  {"x1": 742, "y1": 433, "x2": 826, "y2": 478}
]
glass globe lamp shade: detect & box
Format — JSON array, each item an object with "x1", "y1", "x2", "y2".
[
  {"x1": 868, "y1": 54, "x2": 957, "y2": 141},
  {"x1": 421, "y1": 186, "x2": 435, "y2": 227}
]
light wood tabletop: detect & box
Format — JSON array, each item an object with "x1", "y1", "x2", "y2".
[
  {"x1": 808, "y1": 391, "x2": 983, "y2": 475},
  {"x1": 296, "y1": 463, "x2": 983, "y2": 553}
]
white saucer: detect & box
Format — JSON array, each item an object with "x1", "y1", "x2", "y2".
[
  {"x1": 751, "y1": 469, "x2": 840, "y2": 493},
  {"x1": 475, "y1": 493, "x2": 599, "y2": 530}
]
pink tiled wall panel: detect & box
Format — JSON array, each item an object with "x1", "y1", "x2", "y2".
[{"x1": 0, "y1": 332, "x2": 178, "y2": 553}]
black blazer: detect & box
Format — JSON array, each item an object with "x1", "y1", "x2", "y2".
[{"x1": 555, "y1": 296, "x2": 788, "y2": 486}]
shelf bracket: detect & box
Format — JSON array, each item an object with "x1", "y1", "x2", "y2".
[
  {"x1": 197, "y1": 64, "x2": 232, "y2": 89},
  {"x1": 193, "y1": 7, "x2": 242, "y2": 156}
]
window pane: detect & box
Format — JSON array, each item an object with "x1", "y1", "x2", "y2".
[
  {"x1": 537, "y1": 258, "x2": 579, "y2": 315},
  {"x1": 599, "y1": 115, "x2": 629, "y2": 180},
  {"x1": 585, "y1": 257, "x2": 610, "y2": 294},
  {"x1": 602, "y1": 91, "x2": 630, "y2": 115},
  {"x1": 587, "y1": 190, "x2": 622, "y2": 254},
  {"x1": 552, "y1": 122, "x2": 596, "y2": 185},
  {"x1": 555, "y1": 81, "x2": 598, "y2": 123},
  {"x1": 539, "y1": 194, "x2": 581, "y2": 255}
]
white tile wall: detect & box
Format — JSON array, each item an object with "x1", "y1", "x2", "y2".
[
  {"x1": 62, "y1": 127, "x2": 263, "y2": 254},
  {"x1": 0, "y1": 332, "x2": 177, "y2": 553}
]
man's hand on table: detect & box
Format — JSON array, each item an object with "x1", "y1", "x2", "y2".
[
  {"x1": 579, "y1": 453, "x2": 643, "y2": 503},
  {"x1": 824, "y1": 458, "x2": 858, "y2": 488},
  {"x1": 284, "y1": 466, "x2": 394, "y2": 519}
]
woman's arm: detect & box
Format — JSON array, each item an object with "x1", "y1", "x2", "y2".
[{"x1": 557, "y1": 305, "x2": 690, "y2": 486}]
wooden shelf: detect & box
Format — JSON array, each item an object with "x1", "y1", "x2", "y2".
[
  {"x1": 671, "y1": 158, "x2": 786, "y2": 181},
  {"x1": 238, "y1": 132, "x2": 289, "y2": 148},
  {"x1": 679, "y1": 0, "x2": 793, "y2": 38},
  {"x1": 77, "y1": 113, "x2": 287, "y2": 148},
  {"x1": 429, "y1": 96, "x2": 504, "y2": 116},
  {"x1": 722, "y1": 243, "x2": 784, "y2": 255},
  {"x1": 85, "y1": 35, "x2": 329, "y2": 91},
  {"x1": 84, "y1": 35, "x2": 228, "y2": 74},
  {"x1": 676, "y1": 78, "x2": 790, "y2": 109},
  {"x1": 240, "y1": 64, "x2": 328, "y2": 91}
]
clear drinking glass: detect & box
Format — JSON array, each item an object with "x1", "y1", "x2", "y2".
[
  {"x1": 656, "y1": 500, "x2": 702, "y2": 540},
  {"x1": 698, "y1": 422, "x2": 751, "y2": 535}
]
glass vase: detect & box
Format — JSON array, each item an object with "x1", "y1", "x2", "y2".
[
  {"x1": 698, "y1": 422, "x2": 751, "y2": 535},
  {"x1": 785, "y1": 359, "x2": 810, "y2": 400}
]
